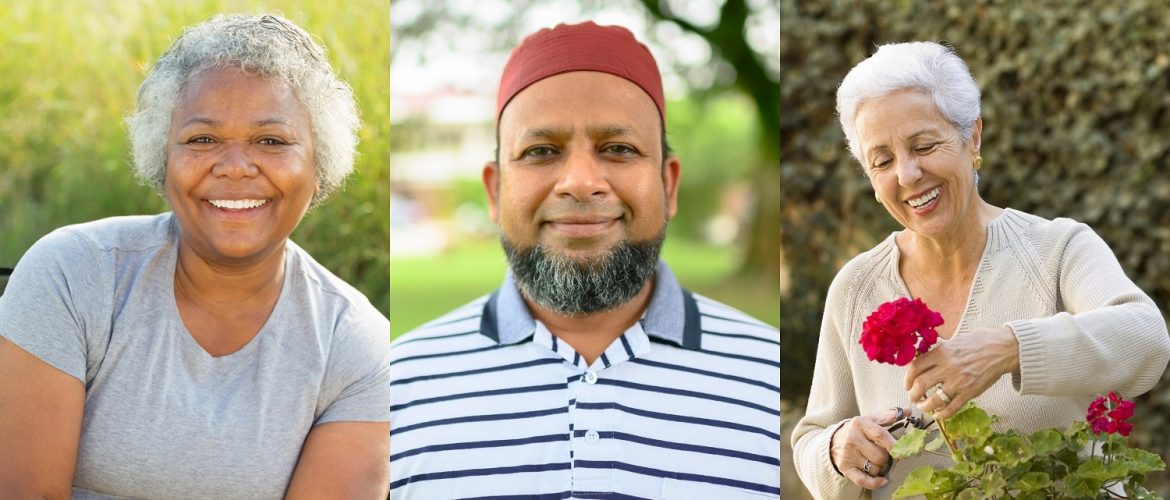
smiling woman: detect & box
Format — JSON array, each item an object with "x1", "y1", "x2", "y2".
[
  {"x1": 0, "y1": 14, "x2": 390, "y2": 499},
  {"x1": 791, "y1": 41, "x2": 1170, "y2": 500}
]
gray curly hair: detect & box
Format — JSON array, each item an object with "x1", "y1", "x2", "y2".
[{"x1": 126, "y1": 13, "x2": 360, "y2": 206}]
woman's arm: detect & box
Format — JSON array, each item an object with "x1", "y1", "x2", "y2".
[
  {"x1": 286, "y1": 421, "x2": 390, "y2": 499},
  {"x1": 0, "y1": 337, "x2": 84, "y2": 499},
  {"x1": 1008, "y1": 222, "x2": 1170, "y2": 397},
  {"x1": 791, "y1": 268, "x2": 868, "y2": 499}
]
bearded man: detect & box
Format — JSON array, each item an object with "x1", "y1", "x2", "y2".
[{"x1": 388, "y1": 21, "x2": 780, "y2": 499}]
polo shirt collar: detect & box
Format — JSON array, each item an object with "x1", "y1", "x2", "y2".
[{"x1": 478, "y1": 261, "x2": 702, "y2": 349}]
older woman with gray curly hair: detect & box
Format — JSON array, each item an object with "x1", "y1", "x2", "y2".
[
  {"x1": 791, "y1": 41, "x2": 1169, "y2": 498},
  {"x1": 0, "y1": 14, "x2": 389, "y2": 498}
]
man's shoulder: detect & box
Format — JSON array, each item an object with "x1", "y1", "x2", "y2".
[{"x1": 686, "y1": 292, "x2": 779, "y2": 353}]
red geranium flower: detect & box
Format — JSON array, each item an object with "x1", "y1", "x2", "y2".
[
  {"x1": 860, "y1": 297, "x2": 944, "y2": 366},
  {"x1": 1087, "y1": 391, "x2": 1135, "y2": 437}
]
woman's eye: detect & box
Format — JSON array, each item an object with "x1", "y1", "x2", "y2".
[
  {"x1": 916, "y1": 143, "x2": 937, "y2": 153},
  {"x1": 872, "y1": 158, "x2": 892, "y2": 170}
]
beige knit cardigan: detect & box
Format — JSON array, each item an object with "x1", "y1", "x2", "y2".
[{"x1": 792, "y1": 208, "x2": 1170, "y2": 499}]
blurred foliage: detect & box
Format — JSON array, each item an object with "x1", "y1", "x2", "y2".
[
  {"x1": 0, "y1": 0, "x2": 389, "y2": 317},
  {"x1": 781, "y1": 0, "x2": 1170, "y2": 491},
  {"x1": 666, "y1": 94, "x2": 761, "y2": 241}
]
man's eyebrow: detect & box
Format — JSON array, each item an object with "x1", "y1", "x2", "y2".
[
  {"x1": 587, "y1": 124, "x2": 635, "y2": 139},
  {"x1": 521, "y1": 126, "x2": 572, "y2": 141}
]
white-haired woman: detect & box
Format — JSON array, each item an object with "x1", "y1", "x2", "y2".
[
  {"x1": 0, "y1": 14, "x2": 390, "y2": 498},
  {"x1": 791, "y1": 41, "x2": 1170, "y2": 499}
]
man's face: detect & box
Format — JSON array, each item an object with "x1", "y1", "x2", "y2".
[{"x1": 485, "y1": 71, "x2": 681, "y2": 260}]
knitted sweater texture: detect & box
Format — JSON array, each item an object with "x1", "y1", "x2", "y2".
[{"x1": 792, "y1": 208, "x2": 1170, "y2": 499}]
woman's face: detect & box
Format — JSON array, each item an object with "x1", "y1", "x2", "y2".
[
  {"x1": 165, "y1": 67, "x2": 317, "y2": 266},
  {"x1": 854, "y1": 89, "x2": 982, "y2": 241}
]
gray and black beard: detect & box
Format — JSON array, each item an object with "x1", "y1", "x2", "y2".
[{"x1": 502, "y1": 230, "x2": 665, "y2": 317}]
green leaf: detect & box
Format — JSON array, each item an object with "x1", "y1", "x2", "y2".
[
  {"x1": 950, "y1": 460, "x2": 982, "y2": 477},
  {"x1": 894, "y1": 467, "x2": 937, "y2": 498},
  {"x1": 1076, "y1": 458, "x2": 1113, "y2": 481},
  {"x1": 891, "y1": 427, "x2": 928, "y2": 459},
  {"x1": 1015, "y1": 471, "x2": 1053, "y2": 493},
  {"x1": 956, "y1": 489, "x2": 984, "y2": 500},
  {"x1": 944, "y1": 403, "x2": 994, "y2": 443},
  {"x1": 1028, "y1": 428, "x2": 1063, "y2": 456},
  {"x1": 978, "y1": 469, "x2": 1007, "y2": 497},
  {"x1": 991, "y1": 435, "x2": 1035, "y2": 466},
  {"x1": 925, "y1": 436, "x2": 945, "y2": 452},
  {"x1": 1064, "y1": 476, "x2": 1102, "y2": 498},
  {"x1": 1125, "y1": 448, "x2": 1167, "y2": 474}
]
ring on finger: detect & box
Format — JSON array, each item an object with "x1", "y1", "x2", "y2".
[
  {"x1": 891, "y1": 406, "x2": 904, "y2": 421},
  {"x1": 862, "y1": 459, "x2": 872, "y2": 474},
  {"x1": 934, "y1": 383, "x2": 952, "y2": 403}
]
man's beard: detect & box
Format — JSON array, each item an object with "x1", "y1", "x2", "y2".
[{"x1": 502, "y1": 228, "x2": 665, "y2": 317}]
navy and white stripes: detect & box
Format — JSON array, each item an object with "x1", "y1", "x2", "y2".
[{"x1": 390, "y1": 267, "x2": 780, "y2": 498}]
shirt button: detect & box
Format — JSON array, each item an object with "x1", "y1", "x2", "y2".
[
  {"x1": 584, "y1": 372, "x2": 598, "y2": 385},
  {"x1": 584, "y1": 430, "x2": 600, "y2": 443}
]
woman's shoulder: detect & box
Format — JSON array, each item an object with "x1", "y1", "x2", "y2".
[
  {"x1": 995, "y1": 208, "x2": 1094, "y2": 249},
  {"x1": 830, "y1": 233, "x2": 899, "y2": 291},
  {"x1": 30, "y1": 213, "x2": 174, "y2": 257},
  {"x1": 282, "y1": 241, "x2": 388, "y2": 335}
]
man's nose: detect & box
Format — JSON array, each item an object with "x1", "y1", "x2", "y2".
[{"x1": 553, "y1": 150, "x2": 611, "y2": 201}]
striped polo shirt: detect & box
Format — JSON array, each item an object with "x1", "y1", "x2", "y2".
[{"x1": 389, "y1": 262, "x2": 780, "y2": 499}]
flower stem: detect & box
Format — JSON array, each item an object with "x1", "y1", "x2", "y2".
[{"x1": 935, "y1": 414, "x2": 960, "y2": 462}]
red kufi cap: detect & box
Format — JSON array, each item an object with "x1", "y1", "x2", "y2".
[{"x1": 496, "y1": 21, "x2": 665, "y2": 122}]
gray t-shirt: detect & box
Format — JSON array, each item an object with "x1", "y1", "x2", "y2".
[{"x1": 0, "y1": 213, "x2": 391, "y2": 499}]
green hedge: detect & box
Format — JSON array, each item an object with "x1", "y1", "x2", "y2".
[{"x1": 781, "y1": 0, "x2": 1170, "y2": 486}]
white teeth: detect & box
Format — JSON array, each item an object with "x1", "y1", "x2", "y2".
[
  {"x1": 209, "y1": 199, "x2": 268, "y2": 210},
  {"x1": 908, "y1": 187, "x2": 940, "y2": 208}
]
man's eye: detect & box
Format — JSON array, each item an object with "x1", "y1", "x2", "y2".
[
  {"x1": 523, "y1": 146, "x2": 557, "y2": 157},
  {"x1": 259, "y1": 138, "x2": 288, "y2": 146},
  {"x1": 187, "y1": 136, "x2": 215, "y2": 144},
  {"x1": 603, "y1": 144, "x2": 637, "y2": 155}
]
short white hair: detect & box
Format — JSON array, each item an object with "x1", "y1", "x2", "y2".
[
  {"x1": 126, "y1": 14, "x2": 360, "y2": 206},
  {"x1": 837, "y1": 42, "x2": 981, "y2": 165}
]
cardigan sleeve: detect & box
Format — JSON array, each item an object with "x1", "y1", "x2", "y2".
[
  {"x1": 1007, "y1": 220, "x2": 1170, "y2": 398},
  {"x1": 791, "y1": 266, "x2": 867, "y2": 500}
]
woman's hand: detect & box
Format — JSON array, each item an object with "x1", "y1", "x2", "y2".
[
  {"x1": 830, "y1": 407, "x2": 903, "y2": 490},
  {"x1": 905, "y1": 326, "x2": 1020, "y2": 419}
]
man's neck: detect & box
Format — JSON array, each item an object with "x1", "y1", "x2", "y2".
[{"x1": 526, "y1": 277, "x2": 656, "y2": 366}]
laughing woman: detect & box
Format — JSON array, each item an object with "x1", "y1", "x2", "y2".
[
  {"x1": 0, "y1": 14, "x2": 390, "y2": 498},
  {"x1": 791, "y1": 42, "x2": 1170, "y2": 499}
]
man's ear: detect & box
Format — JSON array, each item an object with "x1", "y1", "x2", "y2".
[
  {"x1": 662, "y1": 155, "x2": 681, "y2": 220},
  {"x1": 482, "y1": 161, "x2": 501, "y2": 223}
]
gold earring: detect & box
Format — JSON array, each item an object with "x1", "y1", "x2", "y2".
[
  {"x1": 875, "y1": 193, "x2": 881, "y2": 203},
  {"x1": 974, "y1": 155, "x2": 983, "y2": 170}
]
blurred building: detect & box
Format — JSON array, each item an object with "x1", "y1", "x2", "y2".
[{"x1": 390, "y1": 88, "x2": 496, "y2": 257}]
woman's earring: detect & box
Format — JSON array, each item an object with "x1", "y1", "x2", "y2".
[
  {"x1": 974, "y1": 155, "x2": 982, "y2": 170},
  {"x1": 875, "y1": 193, "x2": 881, "y2": 203}
]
